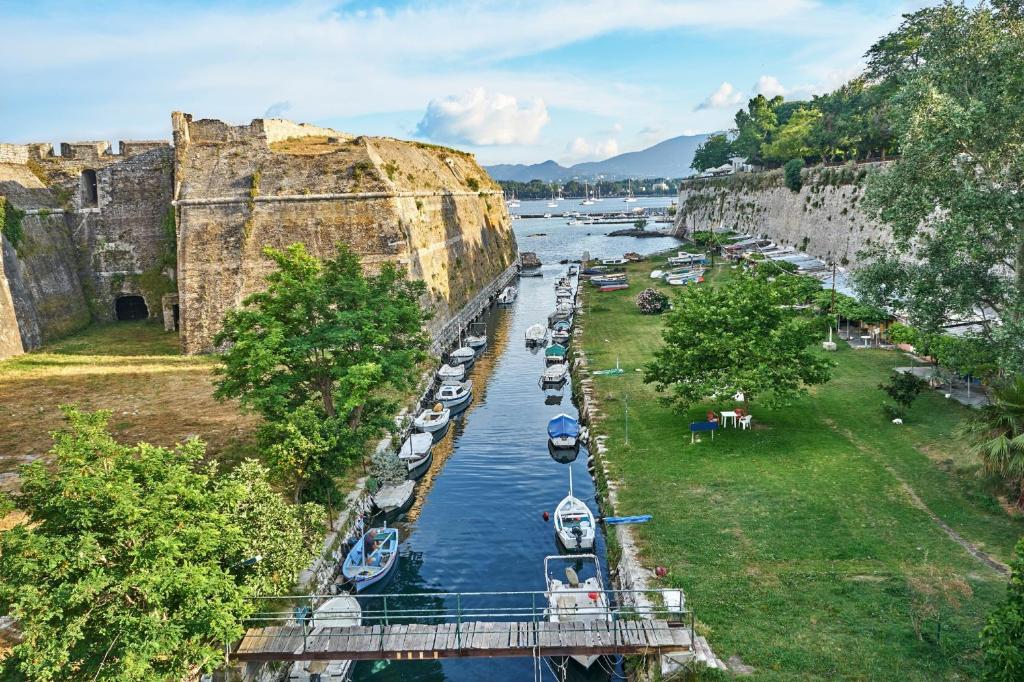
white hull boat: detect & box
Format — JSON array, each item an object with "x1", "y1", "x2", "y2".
[
  {"x1": 542, "y1": 363, "x2": 568, "y2": 384},
  {"x1": 525, "y1": 324, "x2": 547, "y2": 346},
  {"x1": 413, "y1": 405, "x2": 451, "y2": 433},
  {"x1": 497, "y1": 286, "x2": 518, "y2": 304},
  {"x1": 398, "y1": 432, "x2": 434, "y2": 478},
  {"x1": 554, "y1": 471, "x2": 596, "y2": 551},
  {"x1": 547, "y1": 413, "x2": 580, "y2": 449},
  {"x1": 371, "y1": 479, "x2": 416, "y2": 519},
  {"x1": 465, "y1": 334, "x2": 487, "y2": 349},
  {"x1": 436, "y1": 380, "x2": 472, "y2": 409},
  {"x1": 449, "y1": 346, "x2": 476, "y2": 367},
  {"x1": 551, "y1": 329, "x2": 570, "y2": 345},
  {"x1": 544, "y1": 554, "x2": 611, "y2": 669},
  {"x1": 436, "y1": 363, "x2": 466, "y2": 382}
]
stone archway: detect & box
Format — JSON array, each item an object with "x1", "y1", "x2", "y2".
[{"x1": 115, "y1": 295, "x2": 148, "y2": 321}]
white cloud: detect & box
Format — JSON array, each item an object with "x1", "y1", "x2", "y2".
[
  {"x1": 563, "y1": 136, "x2": 619, "y2": 163},
  {"x1": 415, "y1": 88, "x2": 549, "y2": 145},
  {"x1": 753, "y1": 75, "x2": 786, "y2": 98},
  {"x1": 696, "y1": 82, "x2": 744, "y2": 110}
]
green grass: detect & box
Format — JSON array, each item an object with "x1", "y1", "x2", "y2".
[{"x1": 578, "y1": 258, "x2": 1024, "y2": 680}]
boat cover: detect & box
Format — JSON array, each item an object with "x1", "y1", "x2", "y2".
[
  {"x1": 548, "y1": 414, "x2": 580, "y2": 440},
  {"x1": 545, "y1": 345, "x2": 567, "y2": 358}
]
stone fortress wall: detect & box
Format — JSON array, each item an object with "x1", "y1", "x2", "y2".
[
  {"x1": 0, "y1": 113, "x2": 518, "y2": 359},
  {"x1": 674, "y1": 163, "x2": 892, "y2": 266}
]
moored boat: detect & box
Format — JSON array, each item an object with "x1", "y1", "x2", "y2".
[
  {"x1": 547, "y1": 413, "x2": 579, "y2": 448},
  {"x1": 437, "y1": 363, "x2": 466, "y2": 382},
  {"x1": 371, "y1": 479, "x2": 416, "y2": 520},
  {"x1": 541, "y1": 362, "x2": 568, "y2": 385},
  {"x1": 497, "y1": 286, "x2": 518, "y2": 304},
  {"x1": 544, "y1": 554, "x2": 611, "y2": 669},
  {"x1": 449, "y1": 346, "x2": 476, "y2": 367},
  {"x1": 551, "y1": 329, "x2": 570, "y2": 345},
  {"x1": 553, "y1": 470, "x2": 596, "y2": 551},
  {"x1": 342, "y1": 527, "x2": 399, "y2": 592},
  {"x1": 398, "y1": 432, "x2": 434, "y2": 479},
  {"x1": 413, "y1": 404, "x2": 450, "y2": 433},
  {"x1": 544, "y1": 344, "x2": 567, "y2": 365},
  {"x1": 525, "y1": 323, "x2": 547, "y2": 346},
  {"x1": 436, "y1": 379, "x2": 473, "y2": 410}
]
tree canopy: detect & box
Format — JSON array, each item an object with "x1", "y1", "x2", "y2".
[
  {"x1": 644, "y1": 274, "x2": 833, "y2": 411},
  {"x1": 214, "y1": 242, "x2": 430, "y2": 500},
  {"x1": 691, "y1": 133, "x2": 733, "y2": 172},
  {"x1": 0, "y1": 407, "x2": 324, "y2": 682}
]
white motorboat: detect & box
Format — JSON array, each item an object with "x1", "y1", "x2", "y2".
[
  {"x1": 553, "y1": 470, "x2": 596, "y2": 551},
  {"x1": 398, "y1": 432, "x2": 434, "y2": 478},
  {"x1": 413, "y1": 404, "x2": 451, "y2": 433},
  {"x1": 544, "y1": 554, "x2": 611, "y2": 669},
  {"x1": 497, "y1": 286, "x2": 518, "y2": 305},
  {"x1": 525, "y1": 324, "x2": 547, "y2": 346},
  {"x1": 465, "y1": 323, "x2": 487, "y2": 349},
  {"x1": 542, "y1": 362, "x2": 568, "y2": 384},
  {"x1": 551, "y1": 329, "x2": 570, "y2": 345},
  {"x1": 449, "y1": 346, "x2": 476, "y2": 367},
  {"x1": 437, "y1": 363, "x2": 465, "y2": 382},
  {"x1": 436, "y1": 380, "x2": 472, "y2": 409}
]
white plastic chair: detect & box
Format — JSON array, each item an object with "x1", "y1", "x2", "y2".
[{"x1": 739, "y1": 415, "x2": 752, "y2": 430}]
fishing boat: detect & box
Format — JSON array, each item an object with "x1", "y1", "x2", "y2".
[
  {"x1": 547, "y1": 413, "x2": 580, "y2": 449},
  {"x1": 542, "y1": 362, "x2": 568, "y2": 385},
  {"x1": 449, "y1": 346, "x2": 476, "y2": 367},
  {"x1": 551, "y1": 329, "x2": 570, "y2": 345},
  {"x1": 544, "y1": 344, "x2": 568, "y2": 365},
  {"x1": 525, "y1": 323, "x2": 547, "y2": 346},
  {"x1": 435, "y1": 379, "x2": 472, "y2": 409},
  {"x1": 553, "y1": 470, "x2": 596, "y2": 551},
  {"x1": 398, "y1": 432, "x2": 434, "y2": 479},
  {"x1": 543, "y1": 554, "x2": 611, "y2": 669},
  {"x1": 497, "y1": 286, "x2": 517, "y2": 305},
  {"x1": 436, "y1": 363, "x2": 466, "y2": 382},
  {"x1": 413, "y1": 404, "x2": 451, "y2": 433},
  {"x1": 465, "y1": 323, "x2": 487, "y2": 350},
  {"x1": 342, "y1": 527, "x2": 399, "y2": 592},
  {"x1": 371, "y1": 480, "x2": 416, "y2": 520}
]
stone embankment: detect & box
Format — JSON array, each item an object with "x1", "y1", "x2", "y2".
[{"x1": 570, "y1": 300, "x2": 727, "y2": 676}]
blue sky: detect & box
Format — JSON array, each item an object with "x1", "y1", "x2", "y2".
[{"x1": 0, "y1": 0, "x2": 927, "y2": 165}]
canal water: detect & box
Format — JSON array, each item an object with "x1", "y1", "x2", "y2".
[{"x1": 353, "y1": 198, "x2": 679, "y2": 681}]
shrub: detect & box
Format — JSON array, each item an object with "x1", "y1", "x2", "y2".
[
  {"x1": 879, "y1": 372, "x2": 924, "y2": 415},
  {"x1": 886, "y1": 322, "x2": 918, "y2": 346},
  {"x1": 784, "y1": 158, "x2": 804, "y2": 192},
  {"x1": 636, "y1": 287, "x2": 669, "y2": 315}
]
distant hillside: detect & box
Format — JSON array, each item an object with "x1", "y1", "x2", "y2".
[{"x1": 485, "y1": 132, "x2": 712, "y2": 182}]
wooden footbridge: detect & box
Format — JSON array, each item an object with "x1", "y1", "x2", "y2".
[{"x1": 232, "y1": 588, "x2": 694, "y2": 663}]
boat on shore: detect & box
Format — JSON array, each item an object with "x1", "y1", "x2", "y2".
[
  {"x1": 547, "y1": 413, "x2": 580, "y2": 449},
  {"x1": 343, "y1": 527, "x2": 399, "y2": 593}
]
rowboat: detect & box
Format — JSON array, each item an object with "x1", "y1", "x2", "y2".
[
  {"x1": 544, "y1": 554, "x2": 611, "y2": 668},
  {"x1": 597, "y1": 282, "x2": 629, "y2": 292},
  {"x1": 342, "y1": 527, "x2": 399, "y2": 592},
  {"x1": 553, "y1": 470, "x2": 596, "y2": 551},
  {"x1": 435, "y1": 379, "x2": 472, "y2": 410},
  {"x1": 547, "y1": 413, "x2": 579, "y2": 449},
  {"x1": 398, "y1": 432, "x2": 434, "y2": 479},
  {"x1": 413, "y1": 404, "x2": 450, "y2": 433}
]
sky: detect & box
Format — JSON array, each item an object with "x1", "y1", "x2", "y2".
[{"x1": 0, "y1": 0, "x2": 928, "y2": 166}]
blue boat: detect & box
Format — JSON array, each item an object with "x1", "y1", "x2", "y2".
[
  {"x1": 547, "y1": 413, "x2": 580, "y2": 449},
  {"x1": 342, "y1": 527, "x2": 399, "y2": 592},
  {"x1": 552, "y1": 320, "x2": 571, "y2": 332}
]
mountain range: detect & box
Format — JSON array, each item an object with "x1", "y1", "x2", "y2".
[{"x1": 484, "y1": 132, "x2": 712, "y2": 182}]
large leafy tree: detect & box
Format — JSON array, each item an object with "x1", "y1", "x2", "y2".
[
  {"x1": 853, "y1": 2, "x2": 1024, "y2": 370},
  {"x1": 761, "y1": 107, "x2": 822, "y2": 163},
  {"x1": 982, "y1": 535, "x2": 1024, "y2": 681},
  {"x1": 214, "y1": 243, "x2": 429, "y2": 500},
  {"x1": 731, "y1": 94, "x2": 782, "y2": 165},
  {"x1": 691, "y1": 133, "x2": 733, "y2": 172},
  {"x1": 644, "y1": 274, "x2": 833, "y2": 411},
  {"x1": 957, "y1": 375, "x2": 1024, "y2": 509},
  {"x1": 0, "y1": 407, "x2": 324, "y2": 682}
]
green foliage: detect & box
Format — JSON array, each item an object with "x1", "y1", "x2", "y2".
[
  {"x1": 922, "y1": 333, "x2": 999, "y2": 379},
  {"x1": 633, "y1": 218, "x2": 647, "y2": 230},
  {"x1": 370, "y1": 444, "x2": 407, "y2": 487},
  {"x1": 957, "y1": 376, "x2": 1024, "y2": 509},
  {"x1": 880, "y1": 371, "x2": 925, "y2": 413},
  {"x1": 249, "y1": 171, "x2": 261, "y2": 201},
  {"x1": 855, "y1": 2, "x2": 1024, "y2": 372},
  {"x1": 0, "y1": 407, "x2": 323, "y2": 682},
  {"x1": 886, "y1": 322, "x2": 918, "y2": 346},
  {"x1": 783, "y1": 158, "x2": 804, "y2": 192},
  {"x1": 214, "y1": 242, "x2": 430, "y2": 500},
  {"x1": 982, "y1": 536, "x2": 1024, "y2": 680},
  {"x1": 0, "y1": 196, "x2": 26, "y2": 253},
  {"x1": 691, "y1": 133, "x2": 733, "y2": 172},
  {"x1": 383, "y1": 160, "x2": 399, "y2": 180},
  {"x1": 466, "y1": 177, "x2": 480, "y2": 191},
  {"x1": 732, "y1": 94, "x2": 782, "y2": 165},
  {"x1": 763, "y1": 108, "x2": 821, "y2": 163},
  {"x1": 644, "y1": 273, "x2": 833, "y2": 410}
]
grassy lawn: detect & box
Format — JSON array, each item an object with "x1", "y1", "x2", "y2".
[
  {"x1": 579, "y1": 257, "x2": 1024, "y2": 680},
  {"x1": 0, "y1": 322, "x2": 258, "y2": 482}
]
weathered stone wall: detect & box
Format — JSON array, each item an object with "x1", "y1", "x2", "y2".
[
  {"x1": 173, "y1": 112, "x2": 518, "y2": 354},
  {"x1": 675, "y1": 163, "x2": 891, "y2": 266}
]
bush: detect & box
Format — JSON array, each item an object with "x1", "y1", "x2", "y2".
[
  {"x1": 636, "y1": 287, "x2": 670, "y2": 315},
  {"x1": 880, "y1": 371, "x2": 924, "y2": 415},
  {"x1": 886, "y1": 322, "x2": 918, "y2": 346},
  {"x1": 784, "y1": 158, "x2": 804, "y2": 192},
  {"x1": 981, "y1": 536, "x2": 1024, "y2": 680}
]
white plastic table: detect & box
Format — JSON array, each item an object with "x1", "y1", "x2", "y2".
[{"x1": 720, "y1": 410, "x2": 738, "y2": 428}]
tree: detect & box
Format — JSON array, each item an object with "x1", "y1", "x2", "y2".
[
  {"x1": 762, "y1": 108, "x2": 822, "y2": 163},
  {"x1": 215, "y1": 242, "x2": 430, "y2": 500},
  {"x1": 691, "y1": 133, "x2": 732, "y2": 172},
  {"x1": 957, "y1": 375, "x2": 1024, "y2": 509},
  {"x1": 879, "y1": 371, "x2": 925, "y2": 418},
  {"x1": 981, "y1": 535, "x2": 1024, "y2": 681},
  {"x1": 731, "y1": 94, "x2": 782, "y2": 165},
  {"x1": 644, "y1": 274, "x2": 833, "y2": 411},
  {"x1": 0, "y1": 407, "x2": 324, "y2": 682},
  {"x1": 783, "y1": 158, "x2": 804, "y2": 192},
  {"x1": 855, "y1": 2, "x2": 1024, "y2": 372}
]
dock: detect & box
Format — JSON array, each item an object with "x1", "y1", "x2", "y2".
[{"x1": 233, "y1": 619, "x2": 692, "y2": 661}]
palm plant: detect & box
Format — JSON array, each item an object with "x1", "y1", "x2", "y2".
[{"x1": 957, "y1": 375, "x2": 1024, "y2": 509}]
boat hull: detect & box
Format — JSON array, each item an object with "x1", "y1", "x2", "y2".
[
  {"x1": 549, "y1": 436, "x2": 577, "y2": 449},
  {"x1": 405, "y1": 450, "x2": 433, "y2": 481}
]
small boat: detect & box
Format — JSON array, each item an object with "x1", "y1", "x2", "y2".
[
  {"x1": 650, "y1": 269, "x2": 664, "y2": 279},
  {"x1": 601, "y1": 258, "x2": 628, "y2": 265},
  {"x1": 465, "y1": 324, "x2": 487, "y2": 350},
  {"x1": 520, "y1": 268, "x2": 544, "y2": 278},
  {"x1": 545, "y1": 344, "x2": 568, "y2": 365},
  {"x1": 413, "y1": 404, "x2": 451, "y2": 433},
  {"x1": 544, "y1": 554, "x2": 611, "y2": 669},
  {"x1": 597, "y1": 282, "x2": 630, "y2": 292},
  {"x1": 551, "y1": 329, "x2": 570, "y2": 345},
  {"x1": 554, "y1": 470, "x2": 596, "y2": 551},
  {"x1": 371, "y1": 479, "x2": 416, "y2": 520},
  {"x1": 497, "y1": 286, "x2": 517, "y2": 305},
  {"x1": 623, "y1": 179, "x2": 638, "y2": 203},
  {"x1": 436, "y1": 380, "x2": 472, "y2": 409},
  {"x1": 542, "y1": 362, "x2": 568, "y2": 384},
  {"x1": 449, "y1": 346, "x2": 476, "y2": 367},
  {"x1": 314, "y1": 595, "x2": 362, "y2": 628},
  {"x1": 552, "y1": 320, "x2": 571, "y2": 332},
  {"x1": 343, "y1": 527, "x2": 399, "y2": 592},
  {"x1": 437, "y1": 363, "x2": 466, "y2": 382},
  {"x1": 398, "y1": 432, "x2": 434, "y2": 478},
  {"x1": 525, "y1": 323, "x2": 547, "y2": 346},
  {"x1": 547, "y1": 413, "x2": 580, "y2": 449},
  {"x1": 568, "y1": 265, "x2": 579, "y2": 275}
]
